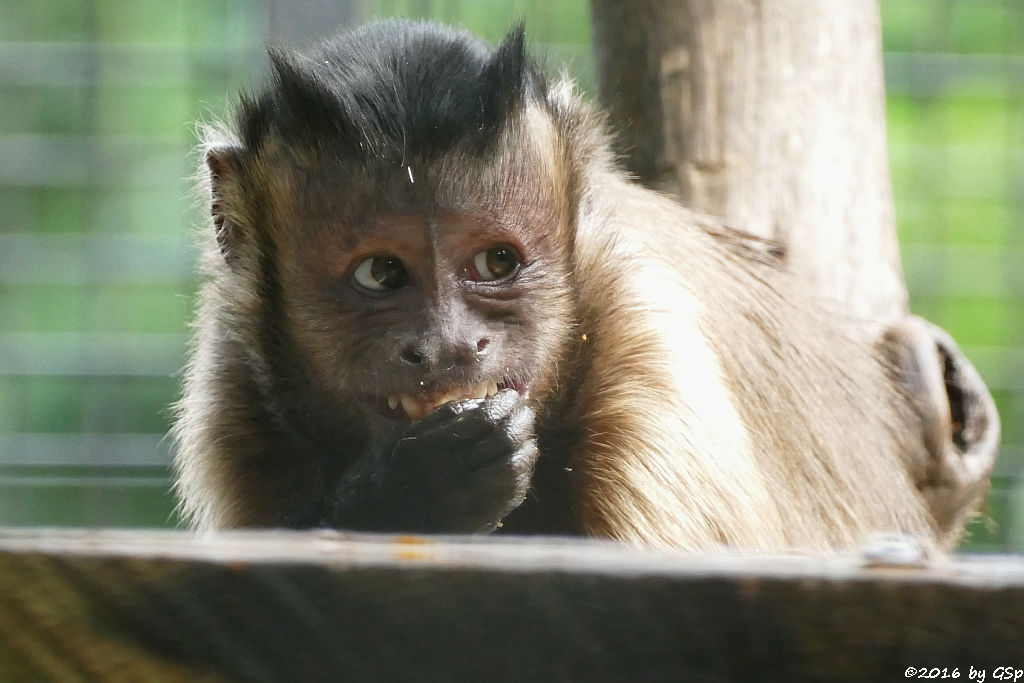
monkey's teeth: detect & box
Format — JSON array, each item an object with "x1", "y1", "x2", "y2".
[
  {"x1": 390, "y1": 381, "x2": 504, "y2": 419},
  {"x1": 471, "y1": 381, "x2": 490, "y2": 400},
  {"x1": 436, "y1": 390, "x2": 460, "y2": 406},
  {"x1": 399, "y1": 394, "x2": 423, "y2": 419}
]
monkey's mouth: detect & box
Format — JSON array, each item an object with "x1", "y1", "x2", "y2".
[{"x1": 379, "y1": 378, "x2": 526, "y2": 420}]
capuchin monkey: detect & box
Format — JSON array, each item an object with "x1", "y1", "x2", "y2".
[{"x1": 172, "y1": 19, "x2": 986, "y2": 550}]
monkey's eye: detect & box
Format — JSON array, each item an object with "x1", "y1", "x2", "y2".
[
  {"x1": 352, "y1": 255, "x2": 409, "y2": 291},
  {"x1": 466, "y1": 245, "x2": 521, "y2": 282}
]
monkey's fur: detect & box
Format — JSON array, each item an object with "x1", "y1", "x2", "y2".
[{"x1": 173, "y1": 20, "x2": 944, "y2": 550}]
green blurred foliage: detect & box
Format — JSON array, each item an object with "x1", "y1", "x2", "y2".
[{"x1": 883, "y1": 1, "x2": 1023, "y2": 550}]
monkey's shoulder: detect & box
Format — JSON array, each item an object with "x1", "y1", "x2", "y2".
[{"x1": 697, "y1": 221, "x2": 787, "y2": 267}]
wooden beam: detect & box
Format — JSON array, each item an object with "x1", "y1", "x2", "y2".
[{"x1": 1, "y1": 529, "x2": 1022, "y2": 680}]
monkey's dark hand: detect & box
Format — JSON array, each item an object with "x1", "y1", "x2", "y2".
[{"x1": 327, "y1": 389, "x2": 538, "y2": 533}]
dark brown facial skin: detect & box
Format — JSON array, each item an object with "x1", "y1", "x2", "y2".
[
  {"x1": 286, "y1": 211, "x2": 546, "y2": 423},
  {"x1": 173, "y1": 20, "x2": 979, "y2": 551}
]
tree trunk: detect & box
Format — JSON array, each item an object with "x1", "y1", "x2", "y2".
[{"x1": 590, "y1": 0, "x2": 906, "y2": 321}]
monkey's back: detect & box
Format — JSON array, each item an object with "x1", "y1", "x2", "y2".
[{"x1": 565, "y1": 172, "x2": 932, "y2": 550}]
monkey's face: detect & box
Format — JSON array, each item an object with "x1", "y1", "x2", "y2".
[{"x1": 277, "y1": 187, "x2": 575, "y2": 426}]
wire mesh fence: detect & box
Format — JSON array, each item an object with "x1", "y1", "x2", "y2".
[{"x1": 0, "y1": 0, "x2": 1020, "y2": 551}]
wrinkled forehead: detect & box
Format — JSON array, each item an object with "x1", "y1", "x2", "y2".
[
  {"x1": 256, "y1": 103, "x2": 564, "y2": 240},
  {"x1": 425, "y1": 104, "x2": 563, "y2": 211}
]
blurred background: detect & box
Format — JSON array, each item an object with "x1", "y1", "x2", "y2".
[{"x1": 0, "y1": 0, "x2": 1020, "y2": 551}]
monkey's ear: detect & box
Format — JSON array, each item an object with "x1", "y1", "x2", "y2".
[
  {"x1": 879, "y1": 315, "x2": 1000, "y2": 542},
  {"x1": 205, "y1": 144, "x2": 245, "y2": 265}
]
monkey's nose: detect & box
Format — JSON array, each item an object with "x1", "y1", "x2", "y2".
[
  {"x1": 400, "y1": 348, "x2": 424, "y2": 365},
  {"x1": 399, "y1": 338, "x2": 490, "y2": 367}
]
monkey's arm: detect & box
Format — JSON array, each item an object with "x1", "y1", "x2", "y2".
[{"x1": 325, "y1": 390, "x2": 539, "y2": 533}]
